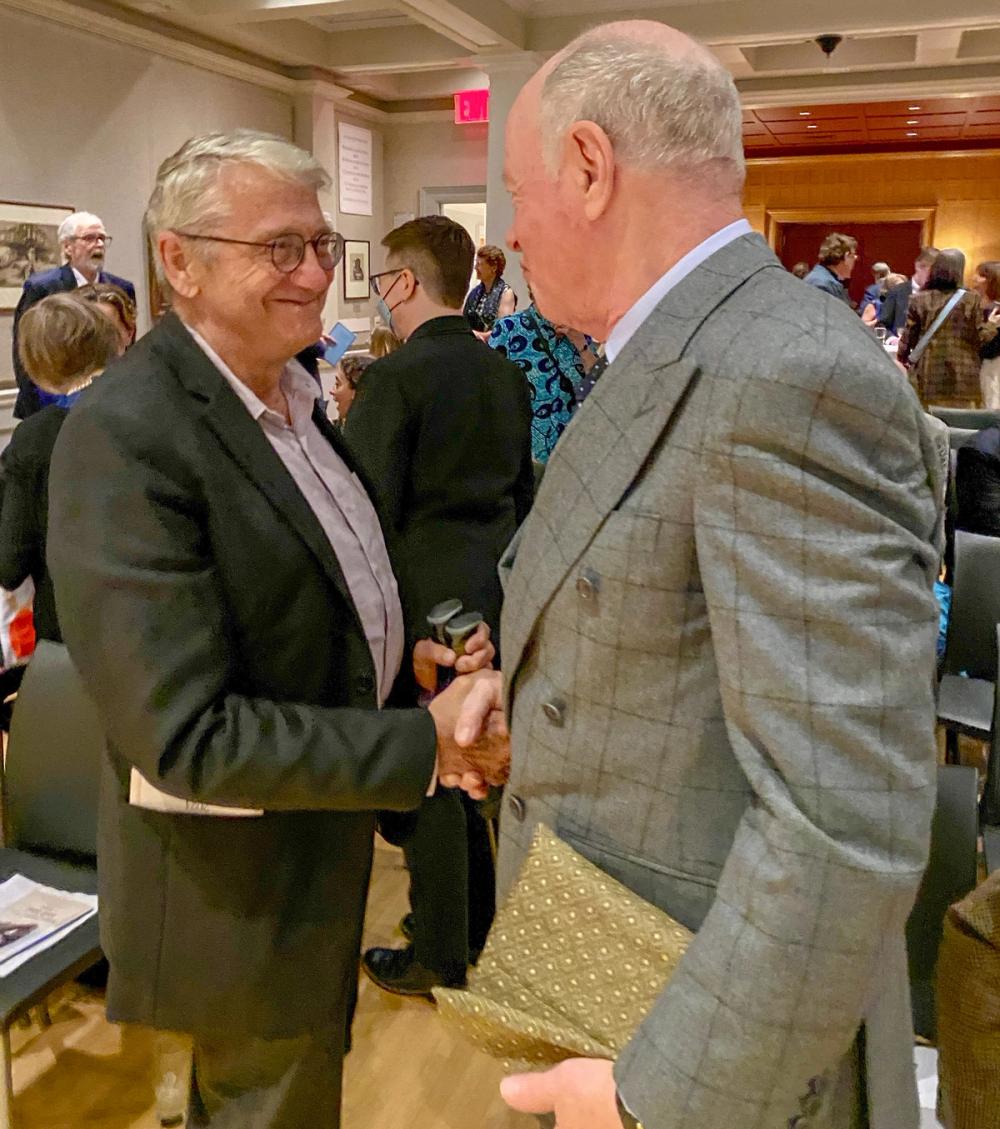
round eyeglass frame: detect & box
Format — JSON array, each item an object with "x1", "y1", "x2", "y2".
[{"x1": 174, "y1": 230, "x2": 345, "y2": 274}]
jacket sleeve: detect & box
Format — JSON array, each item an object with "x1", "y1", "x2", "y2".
[
  {"x1": 0, "y1": 434, "x2": 42, "y2": 591},
  {"x1": 47, "y1": 399, "x2": 437, "y2": 815},
  {"x1": 614, "y1": 352, "x2": 940, "y2": 1127},
  {"x1": 897, "y1": 299, "x2": 921, "y2": 368},
  {"x1": 342, "y1": 365, "x2": 413, "y2": 533},
  {"x1": 11, "y1": 281, "x2": 42, "y2": 390}
]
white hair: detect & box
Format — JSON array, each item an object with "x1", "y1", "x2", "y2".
[
  {"x1": 144, "y1": 129, "x2": 330, "y2": 287},
  {"x1": 58, "y1": 211, "x2": 104, "y2": 245},
  {"x1": 539, "y1": 34, "x2": 745, "y2": 186}
]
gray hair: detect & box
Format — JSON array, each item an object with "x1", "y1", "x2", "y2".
[
  {"x1": 539, "y1": 34, "x2": 744, "y2": 185},
  {"x1": 872, "y1": 261, "x2": 890, "y2": 277},
  {"x1": 58, "y1": 211, "x2": 104, "y2": 245},
  {"x1": 145, "y1": 129, "x2": 330, "y2": 287}
]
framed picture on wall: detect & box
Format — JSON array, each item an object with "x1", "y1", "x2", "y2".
[
  {"x1": 343, "y1": 240, "x2": 370, "y2": 302},
  {"x1": 144, "y1": 232, "x2": 170, "y2": 323},
  {"x1": 0, "y1": 200, "x2": 75, "y2": 309}
]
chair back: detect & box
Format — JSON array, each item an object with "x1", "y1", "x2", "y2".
[
  {"x1": 942, "y1": 530, "x2": 1000, "y2": 680},
  {"x1": 906, "y1": 763, "x2": 979, "y2": 1040},
  {"x1": 948, "y1": 426, "x2": 978, "y2": 451},
  {"x1": 3, "y1": 641, "x2": 104, "y2": 859},
  {"x1": 930, "y1": 407, "x2": 1000, "y2": 430}
]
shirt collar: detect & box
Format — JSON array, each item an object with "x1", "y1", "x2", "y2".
[
  {"x1": 72, "y1": 267, "x2": 95, "y2": 288},
  {"x1": 183, "y1": 323, "x2": 318, "y2": 426},
  {"x1": 604, "y1": 219, "x2": 752, "y2": 363}
]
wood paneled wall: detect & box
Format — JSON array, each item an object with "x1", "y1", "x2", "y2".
[{"x1": 744, "y1": 150, "x2": 1000, "y2": 271}]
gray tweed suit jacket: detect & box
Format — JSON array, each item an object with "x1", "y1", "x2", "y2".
[{"x1": 496, "y1": 233, "x2": 942, "y2": 1129}]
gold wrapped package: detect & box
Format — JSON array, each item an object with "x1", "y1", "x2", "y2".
[{"x1": 433, "y1": 824, "x2": 693, "y2": 1071}]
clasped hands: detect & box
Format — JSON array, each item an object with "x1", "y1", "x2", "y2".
[{"x1": 413, "y1": 626, "x2": 507, "y2": 800}]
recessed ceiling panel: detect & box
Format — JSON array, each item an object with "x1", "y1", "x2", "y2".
[{"x1": 744, "y1": 35, "x2": 917, "y2": 73}]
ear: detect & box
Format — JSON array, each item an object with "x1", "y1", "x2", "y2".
[
  {"x1": 158, "y1": 231, "x2": 200, "y2": 300},
  {"x1": 563, "y1": 121, "x2": 616, "y2": 222}
]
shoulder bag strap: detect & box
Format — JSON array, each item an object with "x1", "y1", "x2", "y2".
[{"x1": 909, "y1": 289, "x2": 967, "y2": 364}]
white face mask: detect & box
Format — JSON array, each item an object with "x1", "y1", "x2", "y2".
[{"x1": 375, "y1": 272, "x2": 406, "y2": 333}]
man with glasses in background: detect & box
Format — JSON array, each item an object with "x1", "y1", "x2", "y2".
[
  {"x1": 12, "y1": 211, "x2": 135, "y2": 417},
  {"x1": 47, "y1": 132, "x2": 506, "y2": 1129}
]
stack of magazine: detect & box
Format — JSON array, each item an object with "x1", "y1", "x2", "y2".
[{"x1": 0, "y1": 874, "x2": 97, "y2": 978}]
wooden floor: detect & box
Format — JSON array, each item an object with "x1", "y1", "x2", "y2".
[{"x1": 9, "y1": 843, "x2": 529, "y2": 1129}]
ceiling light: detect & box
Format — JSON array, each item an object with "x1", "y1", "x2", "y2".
[
  {"x1": 799, "y1": 111, "x2": 811, "y2": 117},
  {"x1": 906, "y1": 119, "x2": 919, "y2": 125},
  {"x1": 807, "y1": 124, "x2": 818, "y2": 130},
  {"x1": 908, "y1": 105, "x2": 921, "y2": 111},
  {"x1": 906, "y1": 131, "x2": 918, "y2": 137}
]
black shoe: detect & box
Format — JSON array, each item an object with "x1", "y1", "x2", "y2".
[
  {"x1": 399, "y1": 912, "x2": 415, "y2": 942},
  {"x1": 361, "y1": 945, "x2": 466, "y2": 999}
]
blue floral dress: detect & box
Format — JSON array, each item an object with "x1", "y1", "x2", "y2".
[{"x1": 488, "y1": 307, "x2": 594, "y2": 463}]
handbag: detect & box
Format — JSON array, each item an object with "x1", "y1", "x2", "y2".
[
  {"x1": 433, "y1": 823, "x2": 692, "y2": 1071},
  {"x1": 909, "y1": 289, "x2": 966, "y2": 365}
]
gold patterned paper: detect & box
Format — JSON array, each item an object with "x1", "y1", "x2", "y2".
[{"x1": 434, "y1": 824, "x2": 693, "y2": 1071}]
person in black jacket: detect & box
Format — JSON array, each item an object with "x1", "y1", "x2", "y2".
[
  {"x1": 0, "y1": 293, "x2": 120, "y2": 642},
  {"x1": 345, "y1": 215, "x2": 534, "y2": 996},
  {"x1": 878, "y1": 246, "x2": 938, "y2": 336}
]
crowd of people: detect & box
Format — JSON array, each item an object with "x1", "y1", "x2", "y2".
[
  {"x1": 798, "y1": 232, "x2": 1000, "y2": 407},
  {"x1": 0, "y1": 14, "x2": 993, "y2": 1129}
]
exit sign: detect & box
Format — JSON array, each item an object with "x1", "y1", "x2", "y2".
[{"x1": 454, "y1": 88, "x2": 489, "y2": 125}]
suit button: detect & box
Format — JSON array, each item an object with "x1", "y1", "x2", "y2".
[
  {"x1": 507, "y1": 794, "x2": 526, "y2": 822},
  {"x1": 355, "y1": 674, "x2": 375, "y2": 696},
  {"x1": 576, "y1": 568, "x2": 600, "y2": 600},
  {"x1": 541, "y1": 699, "x2": 566, "y2": 726}
]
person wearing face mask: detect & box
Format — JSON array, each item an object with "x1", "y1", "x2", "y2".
[
  {"x1": 11, "y1": 211, "x2": 135, "y2": 419},
  {"x1": 344, "y1": 215, "x2": 534, "y2": 997}
]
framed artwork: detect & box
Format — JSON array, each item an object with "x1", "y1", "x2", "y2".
[
  {"x1": 344, "y1": 239, "x2": 370, "y2": 302},
  {"x1": 0, "y1": 200, "x2": 74, "y2": 309},
  {"x1": 145, "y1": 231, "x2": 170, "y2": 323}
]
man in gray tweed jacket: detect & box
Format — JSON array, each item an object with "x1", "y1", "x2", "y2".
[{"x1": 459, "y1": 19, "x2": 943, "y2": 1129}]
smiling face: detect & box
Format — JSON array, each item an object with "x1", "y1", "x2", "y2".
[{"x1": 176, "y1": 162, "x2": 334, "y2": 367}]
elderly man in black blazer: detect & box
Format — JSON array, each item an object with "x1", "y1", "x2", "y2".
[
  {"x1": 47, "y1": 130, "x2": 505, "y2": 1129},
  {"x1": 11, "y1": 210, "x2": 134, "y2": 419},
  {"x1": 345, "y1": 216, "x2": 533, "y2": 997}
]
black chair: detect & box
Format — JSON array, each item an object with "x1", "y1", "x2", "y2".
[
  {"x1": 981, "y1": 624, "x2": 1000, "y2": 828},
  {"x1": 0, "y1": 641, "x2": 104, "y2": 1127},
  {"x1": 937, "y1": 531, "x2": 1000, "y2": 763},
  {"x1": 984, "y1": 826, "x2": 1000, "y2": 876},
  {"x1": 930, "y1": 406, "x2": 1000, "y2": 431},
  {"x1": 906, "y1": 763, "x2": 979, "y2": 1041}
]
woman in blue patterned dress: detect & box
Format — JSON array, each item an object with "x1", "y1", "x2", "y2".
[{"x1": 488, "y1": 303, "x2": 599, "y2": 463}]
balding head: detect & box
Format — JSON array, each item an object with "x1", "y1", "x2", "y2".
[
  {"x1": 521, "y1": 21, "x2": 743, "y2": 186},
  {"x1": 502, "y1": 20, "x2": 747, "y2": 339}
]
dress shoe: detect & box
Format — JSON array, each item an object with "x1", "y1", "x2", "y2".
[{"x1": 361, "y1": 945, "x2": 466, "y2": 999}]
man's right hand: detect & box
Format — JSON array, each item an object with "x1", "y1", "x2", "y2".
[{"x1": 427, "y1": 669, "x2": 507, "y2": 799}]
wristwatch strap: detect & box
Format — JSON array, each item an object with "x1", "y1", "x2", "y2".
[{"x1": 615, "y1": 1091, "x2": 644, "y2": 1129}]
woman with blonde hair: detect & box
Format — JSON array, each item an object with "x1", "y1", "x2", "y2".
[{"x1": 0, "y1": 293, "x2": 119, "y2": 641}]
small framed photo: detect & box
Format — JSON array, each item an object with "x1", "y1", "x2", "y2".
[
  {"x1": 0, "y1": 200, "x2": 75, "y2": 309},
  {"x1": 343, "y1": 240, "x2": 370, "y2": 302}
]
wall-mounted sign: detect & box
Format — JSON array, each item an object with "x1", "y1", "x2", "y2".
[
  {"x1": 338, "y1": 122, "x2": 373, "y2": 217},
  {"x1": 454, "y1": 89, "x2": 489, "y2": 125}
]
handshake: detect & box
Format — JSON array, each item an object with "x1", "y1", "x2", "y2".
[{"x1": 412, "y1": 622, "x2": 508, "y2": 800}]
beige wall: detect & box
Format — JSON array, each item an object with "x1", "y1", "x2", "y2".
[
  {"x1": 382, "y1": 120, "x2": 488, "y2": 239},
  {"x1": 0, "y1": 6, "x2": 293, "y2": 388},
  {"x1": 745, "y1": 150, "x2": 1000, "y2": 270}
]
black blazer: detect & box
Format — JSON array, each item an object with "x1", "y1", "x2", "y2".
[
  {"x1": 878, "y1": 278, "x2": 914, "y2": 336},
  {"x1": 343, "y1": 316, "x2": 534, "y2": 656},
  {"x1": 12, "y1": 264, "x2": 135, "y2": 419},
  {"x1": 47, "y1": 312, "x2": 435, "y2": 1041},
  {"x1": 0, "y1": 405, "x2": 68, "y2": 642}
]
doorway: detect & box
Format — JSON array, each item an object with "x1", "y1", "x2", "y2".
[{"x1": 774, "y1": 218, "x2": 929, "y2": 307}]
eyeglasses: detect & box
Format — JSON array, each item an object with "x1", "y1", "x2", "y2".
[
  {"x1": 370, "y1": 267, "x2": 414, "y2": 296},
  {"x1": 174, "y1": 230, "x2": 345, "y2": 274},
  {"x1": 75, "y1": 233, "x2": 111, "y2": 246}
]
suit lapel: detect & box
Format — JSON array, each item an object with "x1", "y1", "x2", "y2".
[
  {"x1": 153, "y1": 315, "x2": 359, "y2": 611},
  {"x1": 501, "y1": 234, "x2": 782, "y2": 709}
]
